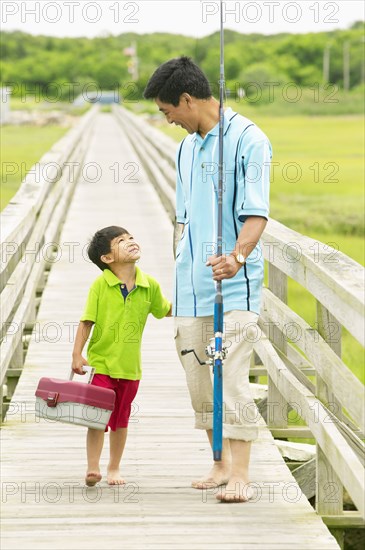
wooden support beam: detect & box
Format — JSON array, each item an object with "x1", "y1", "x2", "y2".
[
  {"x1": 322, "y1": 512, "x2": 365, "y2": 529},
  {"x1": 249, "y1": 366, "x2": 267, "y2": 377},
  {"x1": 316, "y1": 302, "x2": 344, "y2": 549},
  {"x1": 271, "y1": 427, "x2": 313, "y2": 439},
  {"x1": 267, "y1": 264, "x2": 288, "y2": 429},
  {"x1": 292, "y1": 457, "x2": 316, "y2": 499}
]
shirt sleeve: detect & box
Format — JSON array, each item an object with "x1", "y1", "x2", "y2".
[
  {"x1": 236, "y1": 134, "x2": 272, "y2": 222},
  {"x1": 80, "y1": 287, "x2": 98, "y2": 323},
  {"x1": 150, "y1": 280, "x2": 171, "y2": 319},
  {"x1": 176, "y1": 140, "x2": 187, "y2": 224}
]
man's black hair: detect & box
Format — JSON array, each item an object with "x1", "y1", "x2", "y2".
[
  {"x1": 87, "y1": 226, "x2": 129, "y2": 271},
  {"x1": 143, "y1": 56, "x2": 212, "y2": 106}
]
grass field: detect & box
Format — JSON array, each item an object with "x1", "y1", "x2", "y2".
[
  {"x1": 0, "y1": 126, "x2": 69, "y2": 210},
  {"x1": 9, "y1": 97, "x2": 91, "y2": 116}
]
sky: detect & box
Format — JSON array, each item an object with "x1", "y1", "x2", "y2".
[{"x1": 1, "y1": 0, "x2": 364, "y2": 38}]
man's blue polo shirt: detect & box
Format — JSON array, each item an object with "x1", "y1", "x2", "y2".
[{"x1": 174, "y1": 107, "x2": 272, "y2": 317}]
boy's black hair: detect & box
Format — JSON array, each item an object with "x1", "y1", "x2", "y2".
[
  {"x1": 87, "y1": 226, "x2": 129, "y2": 271},
  {"x1": 143, "y1": 56, "x2": 212, "y2": 106}
]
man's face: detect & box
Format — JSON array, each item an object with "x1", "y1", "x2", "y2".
[{"x1": 156, "y1": 96, "x2": 198, "y2": 134}]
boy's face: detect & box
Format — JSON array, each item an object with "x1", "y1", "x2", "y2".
[
  {"x1": 156, "y1": 94, "x2": 198, "y2": 134},
  {"x1": 101, "y1": 233, "x2": 141, "y2": 266}
]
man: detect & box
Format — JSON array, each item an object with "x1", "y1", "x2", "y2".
[{"x1": 144, "y1": 57, "x2": 272, "y2": 503}]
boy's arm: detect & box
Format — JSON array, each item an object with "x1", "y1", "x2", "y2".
[
  {"x1": 149, "y1": 281, "x2": 171, "y2": 319},
  {"x1": 71, "y1": 320, "x2": 94, "y2": 374}
]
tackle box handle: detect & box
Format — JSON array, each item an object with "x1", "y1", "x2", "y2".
[{"x1": 69, "y1": 366, "x2": 95, "y2": 384}]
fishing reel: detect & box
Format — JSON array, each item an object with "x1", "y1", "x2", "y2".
[{"x1": 181, "y1": 337, "x2": 228, "y2": 371}]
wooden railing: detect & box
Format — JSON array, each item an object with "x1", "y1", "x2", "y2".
[
  {"x1": 0, "y1": 105, "x2": 98, "y2": 414},
  {"x1": 256, "y1": 222, "x2": 364, "y2": 542},
  {"x1": 113, "y1": 104, "x2": 365, "y2": 541}
]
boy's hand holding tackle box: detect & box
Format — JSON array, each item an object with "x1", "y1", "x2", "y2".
[{"x1": 35, "y1": 366, "x2": 115, "y2": 430}]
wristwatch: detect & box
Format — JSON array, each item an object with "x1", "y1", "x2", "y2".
[{"x1": 230, "y1": 251, "x2": 246, "y2": 266}]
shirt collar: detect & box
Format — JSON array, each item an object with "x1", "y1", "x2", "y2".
[
  {"x1": 103, "y1": 266, "x2": 150, "y2": 288},
  {"x1": 194, "y1": 107, "x2": 236, "y2": 142}
]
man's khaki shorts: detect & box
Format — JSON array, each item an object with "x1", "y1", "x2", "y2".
[{"x1": 174, "y1": 310, "x2": 260, "y2": 441}]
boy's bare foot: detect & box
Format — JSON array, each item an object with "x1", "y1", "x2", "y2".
[
  {"x1": 216, "y1": 476, "x2": 254, "y2": 503},
  {"x1": 191, "y1": 463, "x2": 231, "y2": 489},
  {"x1": 107, "y1": 469, "x2": 126, "y2": 485},
  {"x1": 85, "y1": 471, "x2": 102, "y2": 487}
]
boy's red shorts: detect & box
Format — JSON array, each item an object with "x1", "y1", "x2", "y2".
[{"x1": 91, "y1": 374, "x2": 140, "y2": 431}]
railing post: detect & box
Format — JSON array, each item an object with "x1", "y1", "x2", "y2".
[
  {"x1": 315, "y1": 301, "x2": 344, "y2": 549},
  {"x1": 2, "y1": 340, "x2": 23, "y2": 420},
  {"x1": 249, "y1": 351, "x2": 260, "y2": 383},
  {"x1": 267, "y1": 264, "x2": 288, "y2": 429}
]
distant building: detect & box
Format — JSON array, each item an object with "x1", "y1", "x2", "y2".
[
  {"x1": 0, "y1": 87, "x2": 11, "y2": 124},
  {"x1": 73, "y1": 90, "x2": 120, "y2": 107}
]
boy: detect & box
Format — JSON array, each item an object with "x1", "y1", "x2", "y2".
[{"x1": 72, "y1": 226, "x2": 171, "y2": 486}]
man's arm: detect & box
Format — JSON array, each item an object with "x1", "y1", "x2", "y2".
[
  {"x1": 207, "y1": 216, "x2": 267, "y2": 281},
  {"x1": 234, "y1": 216, "x2": 268, "y2": 258},
  {"x1": 207, "y1": 130, "x2": 271, "y2": 281}
]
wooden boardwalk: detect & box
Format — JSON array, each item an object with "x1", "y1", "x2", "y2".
[{"x1": 1, "y1": 113, "x2": 340, "y2": 550}]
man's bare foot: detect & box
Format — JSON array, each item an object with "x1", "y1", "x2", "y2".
[
  {"x1": 192, "y1": 463, "x2": 231, "y2": 489},
  {"x1": 216, "y1": 476, "x2": 254, "y2": 502},
  {"x1": 85, "y1": 471, "x2": 102, "y2": 487},
  {"x1": 107, "y1": 469, "x2": 126, "y2": 485}
]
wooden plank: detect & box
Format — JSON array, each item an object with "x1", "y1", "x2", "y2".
[
  {"x1": 322, "y1": 512, "x2": 365, "y2": 529},
  {"x1": 291, "y1": 458, "x2": 316, "y2": 499},
  {"x1": 113, "y1": 105, "x2": 177, "y2": 168},
  {"x1": 316, "y1": 301, "x2": 344, "y2": 529},
  {"x1": 113, "y1": 107, "x2": 175, "y2": 220},
  {"x1": 267, "y1": 265, "x2": 288, "y2": 429},
  {"x1": 271, "y1": 427, "x2": 313, "y2": 439}
]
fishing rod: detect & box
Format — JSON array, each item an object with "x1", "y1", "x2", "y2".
[
  {"x1": 212, "y1": 0, "x2": 226, "y2": 462},
  {"x1": 181, "y1": 1, "x2": 226, "y2": 462},
  {"x1": 209, "y1": 0, "x2": 225, "y2": 461}
]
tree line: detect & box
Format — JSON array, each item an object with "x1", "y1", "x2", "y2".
[{"x1": 0, "y1": 22, "x2": 364, "y2": 101}]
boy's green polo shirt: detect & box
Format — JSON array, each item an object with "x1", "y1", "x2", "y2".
[{"x1": 81, "y1": 267, "x2": 170, "y2": 380}]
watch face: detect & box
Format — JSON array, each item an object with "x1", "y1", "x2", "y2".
[{"x1": 236, "y1": 254, "x2": 245, "y2": 264}]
